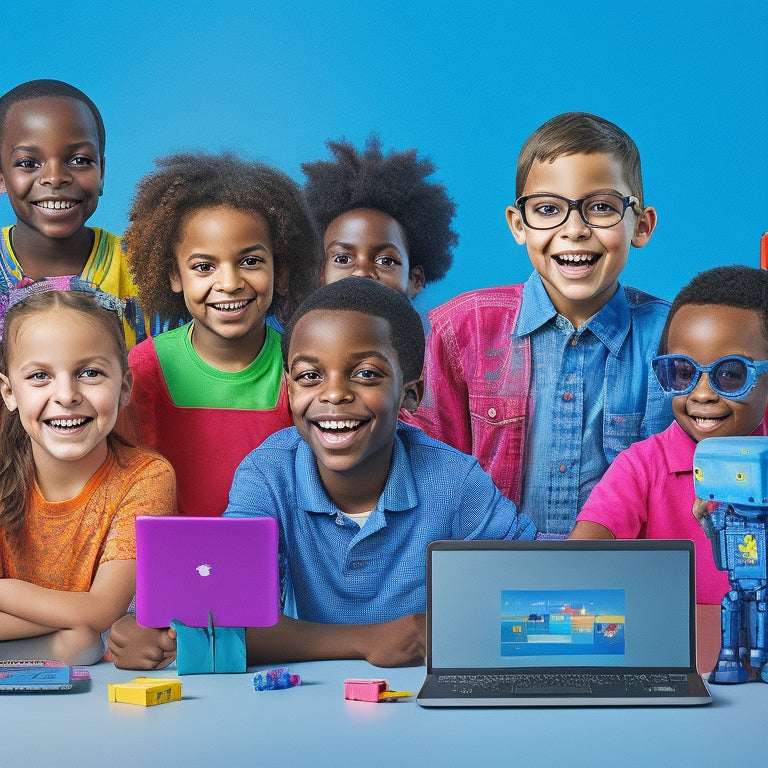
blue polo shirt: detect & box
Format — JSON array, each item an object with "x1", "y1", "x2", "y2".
[{"x1": 224, "y1": 422, "x2": 536, "y2": 623}]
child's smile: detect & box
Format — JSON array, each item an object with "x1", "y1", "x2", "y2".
[
  {"x1": 313, "y1": 418, "x2": 365, "y2": 445},
  {"x1": 286, "y1": 309, "x2": 410, "y2": 510},
  {"x1": 0, "y1": 307, "x2": 132, "y2": 484},
  {"x1": 0, "y1": 97, "x2": 103, "y2": 245},
  {"x1": 506, "y1": 152, "x2": 656, "y2": 328},
  {"x1": 170, "y1": 206, "x2": 276, "y2": 370},
  {"x1": 666, "y1": 304, "x2": 768, "y2": 443}
]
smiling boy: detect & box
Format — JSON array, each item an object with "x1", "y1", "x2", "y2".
[
  {"x1": 408, "y1": 112, "x2": 673, "y2": 536},
  {"x1": 223, "y1": 278, "x2": 535, "y2": 666},
  {"x1": 0, "y1": 79, "x2": 145, "y2": 347},
  {"x1": 109, "y1": 278, "x2": 534, "y2": 670}
]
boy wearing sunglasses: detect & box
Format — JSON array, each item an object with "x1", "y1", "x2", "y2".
[
  {"x1": 407, "y1": 112, "x2": 670, "y2": 536},
  {"x1": 570, "y1": 265, "x2": 768, "y2": 604}
]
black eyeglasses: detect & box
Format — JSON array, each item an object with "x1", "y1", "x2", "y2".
[
  {"x1": 515, "y1": 193, "x2": 640, "y2": 230},
  {"x1": 652, "y1": 354, "x2": 768, "y2": 400}
]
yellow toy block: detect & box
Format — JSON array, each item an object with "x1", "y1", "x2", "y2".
[{"x1": 108, "y1": 677, "x2": 182, "y2": 706}]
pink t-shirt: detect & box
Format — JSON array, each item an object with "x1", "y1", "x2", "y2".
[{"x1": 576, "y1": 420, "x2": 768, "y2": 604}]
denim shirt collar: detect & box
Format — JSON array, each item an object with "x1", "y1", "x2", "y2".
[
  {"x1": 295, "y1": 426, "x2": 419, "y2": 516},
  {"x1": 514, "y1": 271, "x2": 631, "y2": 355}
]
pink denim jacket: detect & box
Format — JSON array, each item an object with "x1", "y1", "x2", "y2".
[
  {"x1": 407, "y1": 285, "x2": 530, "y2": 503},
  {"x1": 406, "y1": 282, "x2": 672, "y2": 507}
]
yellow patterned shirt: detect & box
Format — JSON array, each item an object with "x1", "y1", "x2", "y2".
[{"x1": 0, "y1": 225, "x2": 147, "y2": 348}]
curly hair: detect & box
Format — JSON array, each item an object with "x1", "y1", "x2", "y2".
[
  {"x1": 0, "y1": 79, "x2": 105, "y2": 159},
  {"x1": 282, "y1": 277, "x2": 425, "y2": 383},
  {"x1": 658, "y1": 265, "x2": 768, "y2": 355},
  {"x1": 301, "y1": 137, "x2": 457, "y2": 285},
  {"x1": 123, "y1": 152, "x2": 321, "y2": 327}
]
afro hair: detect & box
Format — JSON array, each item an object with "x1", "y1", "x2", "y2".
[
  {"x1": 301, "y1": 137, "x2": 457, "y2": 284},
  {"x1": 123, "y1": 152, "x2": 321, "y2": 328}
]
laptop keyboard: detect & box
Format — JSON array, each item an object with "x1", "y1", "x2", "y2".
[{"x1": 437, "y1": 673, "x2": 688, "y2": 696}]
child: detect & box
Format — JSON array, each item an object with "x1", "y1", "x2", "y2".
[
  {"x1": 0, "y1": 79, "x2": 146, "y2": 347},
  {"x1": 570, "y1": 266, "x2": 768, "y2": 605},
  {"x1": 302, "y1": 137, "x2": 457, "y2": 299},
  {"x1": 108, "y1": 278, "x2": 535, "y2": 669},
  {"x1": 0, "y1": 285, "x2": 175, "y2": 664},
  {"x1": 407, "y1": 112, "x2": 672, "y2": 536},
  {"x1": 123, "y1": 152, "x2": 320, "y2": 517}
]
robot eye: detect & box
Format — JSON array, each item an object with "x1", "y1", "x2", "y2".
[
  {"x1": 694, "y1": 467, "x2": 703, "y2": 481},
  {"x1": 736, "y1": 472, "x2": 746, "y2": 482}
]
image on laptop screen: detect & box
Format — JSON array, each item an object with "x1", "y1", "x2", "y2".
[
  {"x1": 500, "y1": 589, "x2": 626, "y2": 658},
  {"x1": 430, "y1": 545, "x2": 692, "y2": 670}
]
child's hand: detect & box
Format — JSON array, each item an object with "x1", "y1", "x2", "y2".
[
  {"x1": 692, "y1": 498, "x2": 712, "y2": 521},
  {"x1": 107, "y1": 614, "x2": 177, "y2": 670},
  {"x1": 362, "y1": 613, "x2": 426, "y2": 667}
]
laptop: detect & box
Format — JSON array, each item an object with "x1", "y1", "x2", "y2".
[
  {"x1": 135, "y1": 516, "x2": 279, "y2": 629},
  {"x1": 417, "y1": 540, "x2": 712, "y2": 707}
]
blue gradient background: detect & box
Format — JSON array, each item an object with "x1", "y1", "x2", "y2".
[{"x1": 3, "y1": 1, "x2": 766, "y2": 314}]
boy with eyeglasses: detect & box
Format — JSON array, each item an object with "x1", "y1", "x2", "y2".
[
  {"x1": 570, "y1": 266, "x2": 768, "y2": 605},
  {"x1": 407, "y1": 112, "x2": 671, "y2": 536}
]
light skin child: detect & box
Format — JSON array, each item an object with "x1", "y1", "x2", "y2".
[
  {"x1": 323, "y1": 208, "x2": 425, "y2": 298},
  {"x1": 0, "y1": 299, "x2": 134, "y2": 663},
  {"x1": 570, "y1": 302, "x2": 768, "y2": 539},
  {"x1": 0, "y1": 96, "x2": 104, "y2": 278},
  {"x1": 110, "y1": 306, "x2": 427, "y2": 669},
  {"x1": 505, "y1": 152, "x2": 657, "y2": 328}
]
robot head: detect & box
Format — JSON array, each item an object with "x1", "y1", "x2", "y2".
[{"x1": 694, "y1": 437, "x2": 768, "y2": 507}]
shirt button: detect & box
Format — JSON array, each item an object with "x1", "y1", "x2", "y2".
[
  {"x1": 571, "y1": 338, "x2": 578, "y2": 347},
  {"x1": 559, "y1": 465, "x2": 567, "y2": 473},
  {"x1": 562, "y1": 392, "x2": 573, "y2": 401},
  {"x1": 335, "y1": 516, "x2": 345, "y2": 526},
  {"x1": 487, "y1": 407, "x2": 497, "y2": 418}
]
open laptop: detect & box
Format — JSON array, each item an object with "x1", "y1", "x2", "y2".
[
  {"x1": 417, "y1": 540, "x2": 711, "y2": 707},
  {"x1": 135, "y1": 516, "x2": 279, "y2": 629}
]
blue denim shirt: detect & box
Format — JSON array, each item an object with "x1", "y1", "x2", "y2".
[{"x1": 516, "y1": 273, "x2": 673, "y2": 536}]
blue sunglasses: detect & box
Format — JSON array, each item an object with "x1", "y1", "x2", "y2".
[{"x1": 652, "y1": 354, "x2": 768, "y2": 400}]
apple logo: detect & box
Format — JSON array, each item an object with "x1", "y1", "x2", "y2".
[{"x1": 196, "y1": 564, "x2": 213, "y2": 577}]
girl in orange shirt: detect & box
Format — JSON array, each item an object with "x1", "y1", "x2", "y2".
[{"x1": 0, "y1": 283, "x2": 175, "y2": 664}]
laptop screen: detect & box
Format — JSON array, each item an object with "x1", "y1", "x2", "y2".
[{"x1": 428, "y1": 541, "x2": 694, "y2": 670}]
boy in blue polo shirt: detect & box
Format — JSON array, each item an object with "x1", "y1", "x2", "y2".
[
  {"x1": 108, "y1": 278, "x2": 534, "y2": 669},
  {"x1": 229, "y1": 278, "x2": 534, "y2": 666}
]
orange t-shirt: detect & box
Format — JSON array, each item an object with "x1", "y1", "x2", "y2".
[{"x1": 0, "y1": 444, "x2": 176, "y2": 592}]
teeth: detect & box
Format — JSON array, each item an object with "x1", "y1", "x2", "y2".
[
  {"x1": 557, "y1": 253, "x2": 595, "y2": 263},
  {"x1": 693, "y1": 416, "x2": 725, "y2": 427},
  {"x1": 213, "y1": 300, "x2": 249, "y2": 311},
  {"x1": 48, "y1": 418, "x2": 87, "y2": 428},
  {"x1": 35, "y1": 200, "x2": 77, "y2": 210},
  {"x1": 318, "y1": 420, "x2": 361, "y2": 430}
]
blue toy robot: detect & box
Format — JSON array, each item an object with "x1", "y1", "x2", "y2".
[{"x1": 693, "y1": 436, "x2": 768, "y2": 683}]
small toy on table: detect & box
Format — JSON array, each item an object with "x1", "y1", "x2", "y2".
[
  {"x1": 253, "y1": 667, "x2": 301, "y2": 691},
  {"x1": 693, "y1": 436, "x2": 768, "y2": 683},
  {"x1": 343, "y1": 679, "x2": 412, "y2": 702},
  {"x1": 108, "y1": 678, "x2": 182, "y2": 706}
]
